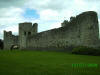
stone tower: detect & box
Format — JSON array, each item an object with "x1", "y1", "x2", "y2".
[
  {"x1": 77, "y1": 11, "x2": 99, "y2": 47},
  {"x1": 4, "y1": 31, "x2": 12, "y2": 49},
  {"x1": 19, "y1": 22, "x2": 38, "y2": 49}
]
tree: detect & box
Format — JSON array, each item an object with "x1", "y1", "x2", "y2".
[{"x1": 0, "y1": 39, "x2": 3, "y2": 49}]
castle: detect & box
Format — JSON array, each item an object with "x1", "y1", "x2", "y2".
[{"x1": 3, "y1": 11, "x2": 100, "y2": 51}]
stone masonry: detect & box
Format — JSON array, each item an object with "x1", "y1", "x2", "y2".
[{"x1": 3, "y1": 11, "x2": 100, "y2": 50}]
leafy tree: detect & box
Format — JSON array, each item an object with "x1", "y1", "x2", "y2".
[{"x1": 0, "y1": 39, "x2": 3, "y2": 49}]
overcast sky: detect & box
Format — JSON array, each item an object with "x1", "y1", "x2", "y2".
[{"x1": 0, "y1": 0, "x2": 100, "y2": 39}]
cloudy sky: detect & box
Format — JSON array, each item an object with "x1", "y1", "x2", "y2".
[{"x1": 0, "y1": 0, "x2": 100, "y2": 39}]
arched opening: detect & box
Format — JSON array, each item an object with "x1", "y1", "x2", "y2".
[{"x1": 10, "y1": 45, "x2": 19, "y2": 50}]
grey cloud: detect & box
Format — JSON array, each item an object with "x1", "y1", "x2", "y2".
[
  {"x1": 84, "y1": 0, "x2": 100, "y2": 2},
  {"x1": 27, "y1": 0, "x2": 100, "y2": 14},
  {"x1": 0, "y1": 34, "x2": 3, "y2": 39},
  {"x1": 0, "y1": 0, "x2": 27, "y2": 8},
  {"x1": 44, "y1": 0, "x2": 72, "y2": 10},
  {"x1": 0, "y1": 0, "x2": 26, "y2": 18},
  {"x1": 27, "y1": 0, "x2": 73, "y2": 11},
  {"x1": 0, "y1": 25, "x2": 8, "y2": 29}
]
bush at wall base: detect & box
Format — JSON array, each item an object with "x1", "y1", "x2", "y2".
[{"x1": 72, "y1": 46, "x2": 100, "y2": 56}]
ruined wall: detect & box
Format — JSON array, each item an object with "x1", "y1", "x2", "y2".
[
  {"x1": 4, "y1": 31, "x2": 19, "y2": 50},
  {"x1": 26, "y1": 11, "x2": 99, "y2": 50},
  {"x1": 3, "y1": 11, "x2": 99, "y2": 50},
  {"x1": 61, "y1": 20, "x2": 69, "y2": 27}
]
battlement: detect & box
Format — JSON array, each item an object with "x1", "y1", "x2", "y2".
[
  {"x1": 19, "y1": 22, "x2": 32, "y2": 30},
  {"x1": 33, "y1": 23, "x2": 38, "y2": 27},
  {"x1": 19, "y1": 22, "x2": 32, "y2": 25},
  {"x1": 4, "y1": 31, "x2": 12, "y2": 36}
]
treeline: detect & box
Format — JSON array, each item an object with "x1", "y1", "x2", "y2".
[{"x1": 0, "y1": 39, "x2": 3, "y2": 49}]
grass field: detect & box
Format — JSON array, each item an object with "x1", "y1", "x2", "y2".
[{"x1": 0, "y1": 50, "x2": 100, "y2": 75}]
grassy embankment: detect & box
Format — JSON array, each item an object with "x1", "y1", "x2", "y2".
[{"x1": 0, "y1": 50, "x2": 100, "y2": 75}]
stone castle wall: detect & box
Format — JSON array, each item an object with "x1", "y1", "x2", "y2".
[
  {"x1": 4, "y1": 31, "x2": 19, "y2": 50},
  {"x1": 25, "y1": 11, "x2": 99, "y2": 50},
  {"x1": 3, "y1": 11, "x2": 100, "y2": 50}
]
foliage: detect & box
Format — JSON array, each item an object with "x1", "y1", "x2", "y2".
[
  {"x1": 72, "y1": 46, "x2": 100, "y2": 56},
  {"x1": 0, "y1": 39, "x2": 3, "y2": 49}
]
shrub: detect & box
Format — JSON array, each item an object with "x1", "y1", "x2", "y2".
[{"x1": 72, "y1": 46, "x2": 100, "y2": 56}]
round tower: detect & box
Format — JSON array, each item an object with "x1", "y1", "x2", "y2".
[{"x1": 78, "y1": 11, "x2": 99, "y2": 47}]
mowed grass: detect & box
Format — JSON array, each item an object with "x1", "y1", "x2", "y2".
[{"x1": 0, "y1": 50, "x2": 100, "y2": 75}]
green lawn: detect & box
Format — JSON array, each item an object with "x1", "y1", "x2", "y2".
[{"x1": 0, "y1": 50, "x2": 100, "y2": 75}]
